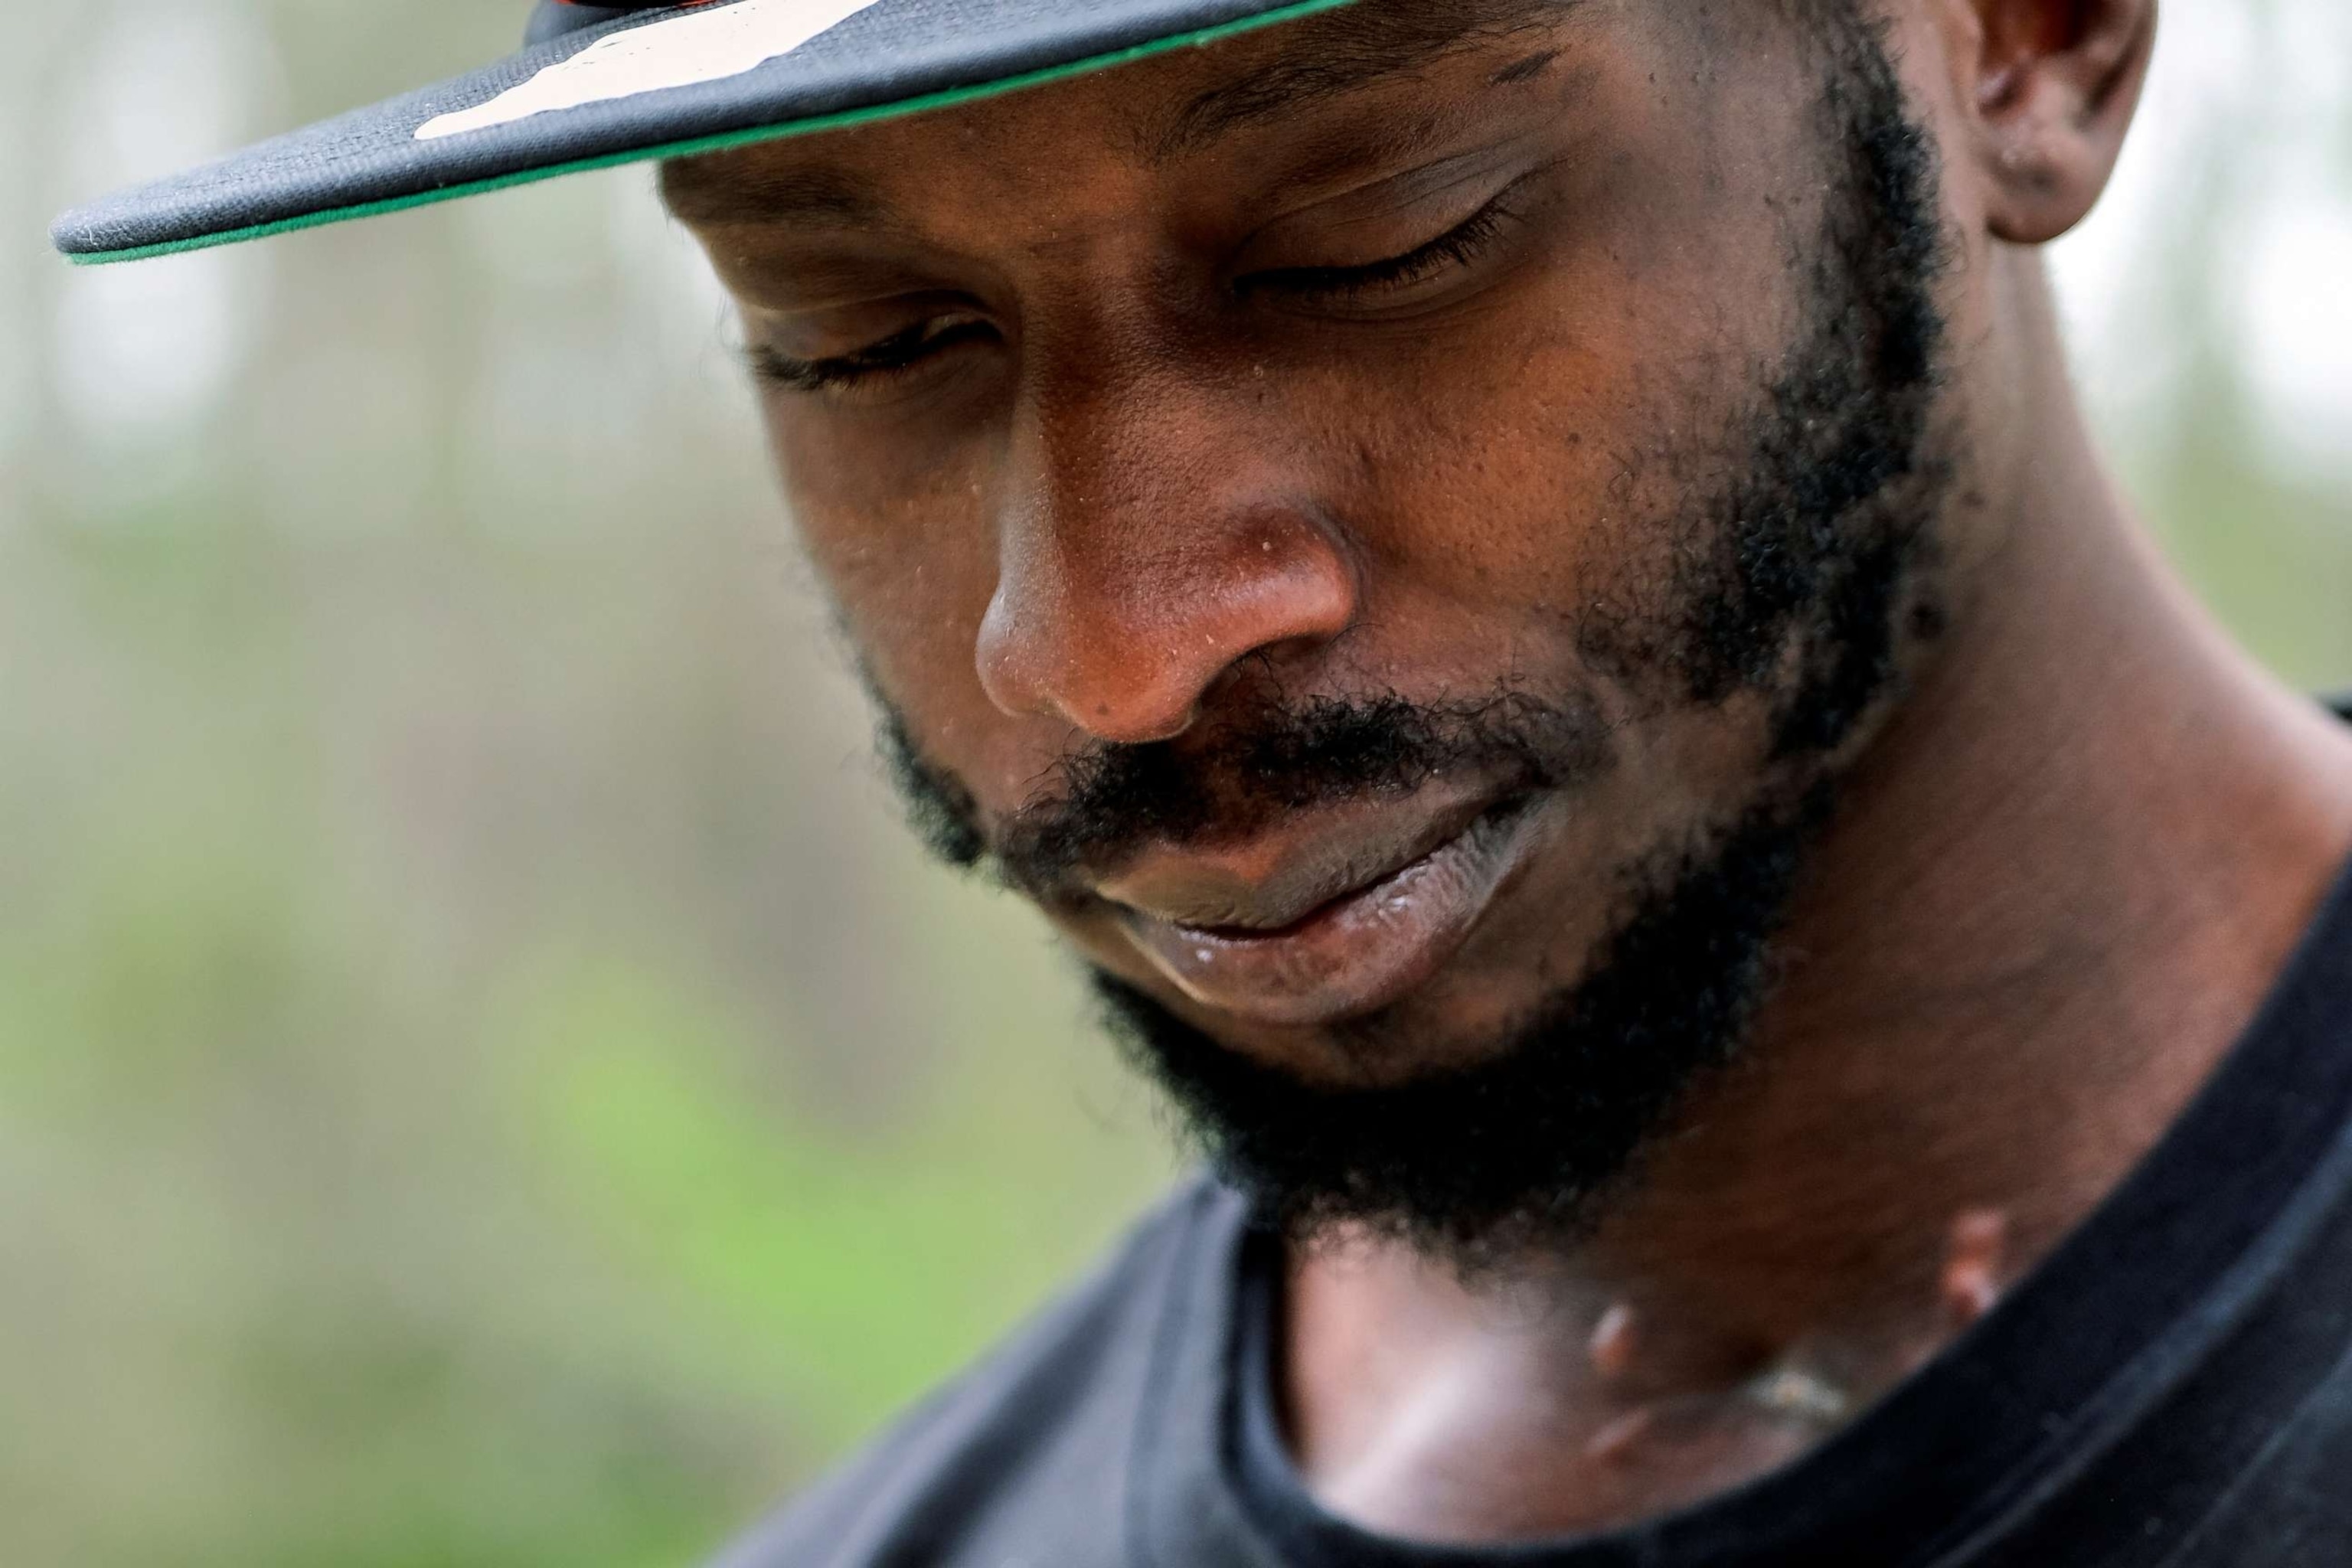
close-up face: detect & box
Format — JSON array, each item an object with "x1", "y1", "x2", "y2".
[{"x1": 664, "y1": 0, "x2": 2015, "y2": 1249}]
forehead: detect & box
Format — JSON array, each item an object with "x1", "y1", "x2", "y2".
[{"x1": 658, "y1": 0, "x2": 1577, "y2": 229}]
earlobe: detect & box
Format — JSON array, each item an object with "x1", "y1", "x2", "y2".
[{"x1": 1959, "y1": 0, "x2": 2158, "y2": 245}]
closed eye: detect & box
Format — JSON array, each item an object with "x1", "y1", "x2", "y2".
[
  {"x1": 746, "y1": 313, "x2": 999, "y2": 395},
  {"x1": 1235, "y1": 175, "x2": 1535, "y2": 305},
  {"x1": 746, "y1": 172, "x2": 1538, "y2": 394}
]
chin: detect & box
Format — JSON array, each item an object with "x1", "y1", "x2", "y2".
[{"x1": 1086, "y1": 786, "x2": 1831, "y2": 1253}]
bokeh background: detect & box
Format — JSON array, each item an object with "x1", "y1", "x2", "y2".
[{"x1": 4, "y1": 3, "x2": 2347, "y2": 1563}]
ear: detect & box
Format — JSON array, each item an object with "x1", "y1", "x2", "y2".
[{"x1": 1947, "y1": 0, "x2": 2158, "y2": 244}]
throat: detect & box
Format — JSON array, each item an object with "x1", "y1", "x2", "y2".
[{"x1": 1272, "y1": 1199, "x2": 2017, "y2": 1543}]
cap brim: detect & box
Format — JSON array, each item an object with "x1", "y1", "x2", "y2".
[{"x1": 51, "y1": 0, "x2": 1352, "y2": 266}]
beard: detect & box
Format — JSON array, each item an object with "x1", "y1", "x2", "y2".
[
  {"x1": 871, "y1": 8, "x2": 1954, "y2": 1262},
  {"x1": 1089, "y1": 788, "x2": 1831, "y2": 1263}
]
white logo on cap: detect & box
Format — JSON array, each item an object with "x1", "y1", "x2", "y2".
[{"x1": 415, "y1": 0, "x2": 884, "y2": 141}]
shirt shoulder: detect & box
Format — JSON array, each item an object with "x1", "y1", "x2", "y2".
[{"x1": 707, "y1": 1178, "x2": 1242, "y2": 1568}]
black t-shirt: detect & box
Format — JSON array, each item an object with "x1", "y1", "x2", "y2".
[{"x1": 716, "y1": 717, "x2": 2352, "y2": 1568}]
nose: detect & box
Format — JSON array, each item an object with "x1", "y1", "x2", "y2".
[{"x1": 974, "y1": 362, "x2": 1359, "y2": 745}]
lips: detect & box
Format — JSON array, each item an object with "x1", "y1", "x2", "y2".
[{"x1": 1098, "y1": 790, "x2": 1544, "y2": 1029}]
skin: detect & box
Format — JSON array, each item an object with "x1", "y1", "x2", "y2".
[{"x1": 665, "y1": 0, "x2": 2352, "y2": 1543}]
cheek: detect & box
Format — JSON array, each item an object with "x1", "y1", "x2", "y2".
[
  {"x1": 1305, "y1": 309, "x2": 1779, "y2": 701},
  {"x1": 769, "y1": 397, "x2": 993, "y2": 612},
  {"x1": 1295, "y1": 172, "x2": 1811, "y2": 691},
  {"x1": 766, "y1": 403, "x2": 1035, "y2": 778}
]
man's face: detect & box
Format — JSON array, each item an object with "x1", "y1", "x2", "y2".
[{"x1": 667, "y1": 0, "x2": 1968, "y2": 1251}]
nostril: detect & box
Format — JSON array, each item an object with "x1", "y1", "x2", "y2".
[{"x1": 1197, "y1": 632, "x2": 1320, "y2": 712}]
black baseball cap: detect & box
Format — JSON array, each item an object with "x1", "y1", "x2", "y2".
[{"x1": 51, "y1": 0, "x2": 1351, "y2": 266}]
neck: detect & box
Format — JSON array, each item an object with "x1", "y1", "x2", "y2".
[{"x1": 1282, "y1": 272, "x2": 2352, "y2": 1540}]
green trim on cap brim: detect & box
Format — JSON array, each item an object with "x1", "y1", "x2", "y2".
[{"x1": 64, "y1": 0, "x2": 1355, "y2": 266}]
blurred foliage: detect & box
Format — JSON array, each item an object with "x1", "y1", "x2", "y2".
[{"x1": 2, "y1": 2, "x2": 2347, "y2": 1566}]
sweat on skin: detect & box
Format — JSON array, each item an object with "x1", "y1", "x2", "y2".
[{"x1": 655, "y1": 0, "x2": 2352, "y2": 1544}]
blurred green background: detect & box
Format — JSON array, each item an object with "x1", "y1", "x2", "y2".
[{"x1": 3, "y1": 3, "x2": 2347, "y2": 1565}]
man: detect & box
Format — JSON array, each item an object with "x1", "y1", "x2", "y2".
[{"x1": 54, "y1": 0, "x2": 2352, "y2": 1562}]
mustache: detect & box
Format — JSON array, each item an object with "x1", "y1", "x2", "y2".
[{"x1": 991, "y1": 689, "x2": 1615, "y2": 893}]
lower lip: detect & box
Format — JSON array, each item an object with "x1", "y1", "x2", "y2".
[{"x1": 1117, "y1": 801, "x2": 1541, "y2": 1029}]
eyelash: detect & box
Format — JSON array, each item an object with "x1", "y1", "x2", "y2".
[
  {"x1": 1236, "y1": 181, "x2": 1528, "y2": 304},
  {"x1": 746, "y1": 315, "x2": 998, "y2": 394},
  {"x1": 747, "y1": 180, "x2": 1529, "y2": 395}
]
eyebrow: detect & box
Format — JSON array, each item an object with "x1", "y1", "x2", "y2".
[
  {"x1": 659, "y1": 162, "x2": 894, "y2": 229},
  {"x1": 1147, "y1": 0, "x2": 1571, "y2": 162},
  {"x1": 659, "y1": 0, "x2": 1574, "y2": 228}
]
